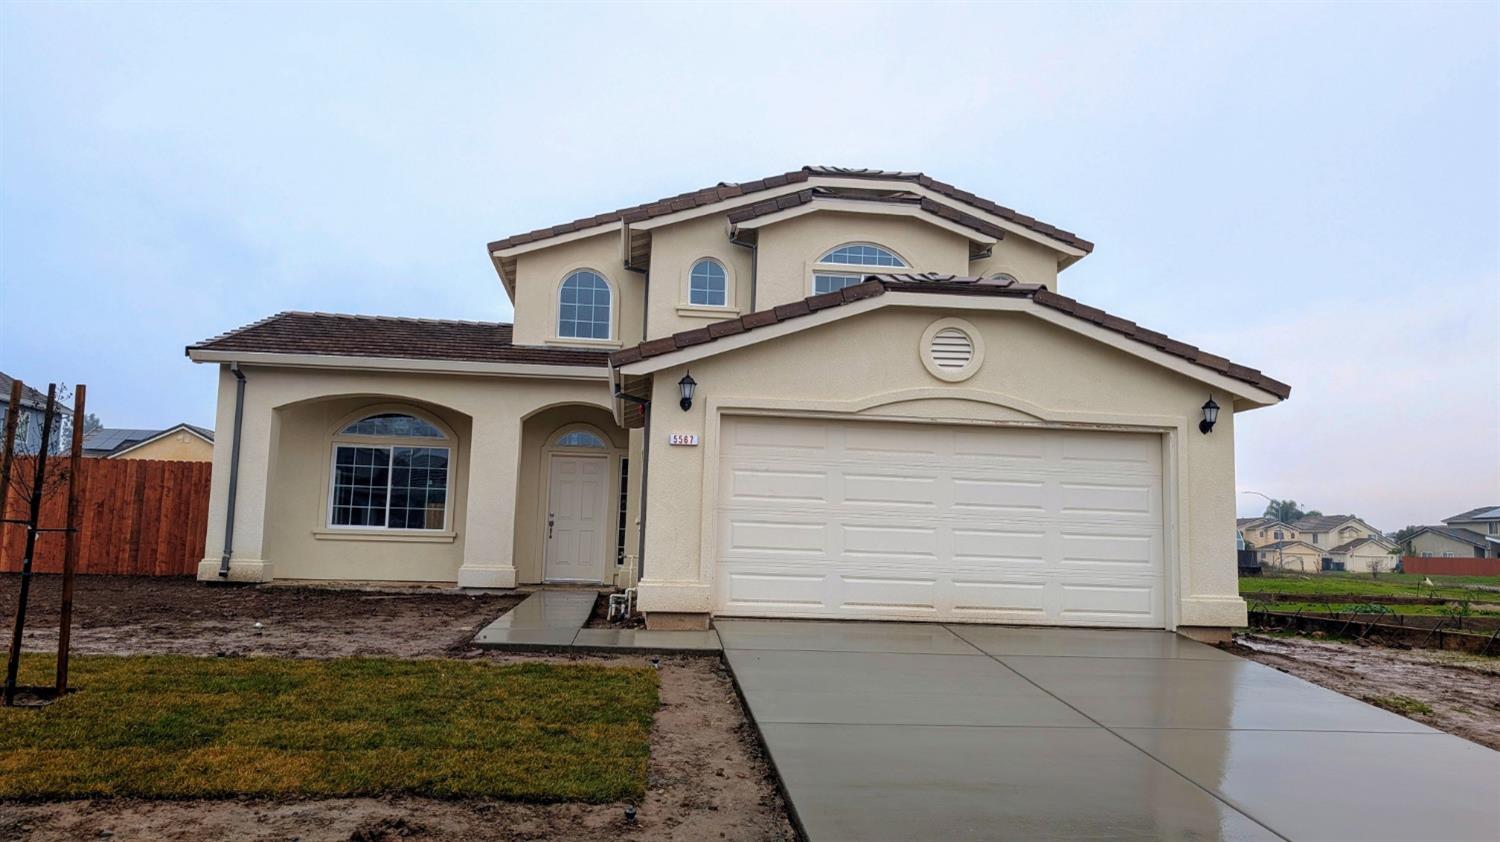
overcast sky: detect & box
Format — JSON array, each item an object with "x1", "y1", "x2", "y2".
[{"x1": 2, "y1": 2, "x2": 1496, "y2": 530}]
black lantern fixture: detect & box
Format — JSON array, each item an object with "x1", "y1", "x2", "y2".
[
  {"x1": 1199, "y1": 396, "x2": 1220, "y2": 434},
  {"x1": 678, "y1": 371, "x2": 697, "y2": 411}
]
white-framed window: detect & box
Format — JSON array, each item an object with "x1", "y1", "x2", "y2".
[
  {"x1": 812, "y1": 242, "x2": 906, "y2": 294},
  {"x1": 558, "y1": 269, "x2": 613, "y2": 340},
  {"x1": 688, "y1": 258, "x2": 728, "y2": 307},
  {"x1": 329, "y1": 413, "x2": 450, "y2": 531}
]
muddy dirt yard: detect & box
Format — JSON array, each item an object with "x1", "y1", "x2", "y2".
[
  {"x1": 1, "y1": 575, "x2": 794, "y2": 842},
  {"x1": 1230, "y1": 633, "x2": 1500, "y2": 750}
]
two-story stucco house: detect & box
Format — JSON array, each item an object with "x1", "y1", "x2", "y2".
[
  {"x1": 186, "y1": 166, "x2": 1289, "y2": 636},
  {"x1": 1409, "y1": 506, "x2": 1500, "y2": 558}
]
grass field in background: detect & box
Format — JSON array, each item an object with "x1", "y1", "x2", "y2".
[{"x1": 0, "y1": 655, "x2": 657, "y2": 801}]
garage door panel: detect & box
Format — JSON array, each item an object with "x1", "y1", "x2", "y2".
[
  {"x1": 724, "y1": 519, "x2": 826, "y2": 555},
  {"x1": 724, "y1": 466, "x2": 828, "y2": 505},
  {"x1": 1059, "y1": 480, "x2": 1158, "y2": 518},
  {"x1": 842, "y1": 472, "x2": 940, "y2": 508},
  {"x1": 952, "y1": 527, "x2": 1049, "y2": 564},
  {"x1": 1058, "y1": 581, "x2": 1161, "y2": 623},
  {"x1": 716, "y1": 417, "x2": 1166, "y2": 628},
  {"x1": 842, "y1": 524, "x2": 937, "y2": 559}
]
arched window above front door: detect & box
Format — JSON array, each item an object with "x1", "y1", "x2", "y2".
[{"x1": 554, "y1": 429, "x2": 607, "y2": 448}]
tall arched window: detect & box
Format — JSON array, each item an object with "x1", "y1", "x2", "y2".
[
  {"x1": 812, "y1": 242, "x2": 907, "y2": 294},
  {"x1": 689, "y1": 258, "x2": 727, "y2": 307},
  {"x1": 330, "y1": 412, "x2": 451, "y2": 531},
  {"x1": 558, "y1": 270, "x2": 613, "y2": 339}
]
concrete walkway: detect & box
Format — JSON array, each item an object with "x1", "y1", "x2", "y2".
[
  {"x1": 719, "y1": 619, "x2": 1500, "y2": 841},
  {"x1": 472, "y1": 590, "x2": 720, "y2": 653}
]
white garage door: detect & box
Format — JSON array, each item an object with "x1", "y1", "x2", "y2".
[{"x1": 714, "y1": 416, "x2": 1167, "y2": 627}]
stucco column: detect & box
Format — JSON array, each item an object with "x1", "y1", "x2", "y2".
[
  {"x1": 197, "y1": 367, "x2": 275, "y2": 583},
  {"x1": 637, "y1": 370, "x2": 713, "y2": 627},
  {"x1": 1177, "y1": 409, "x2": 1247, "y2": 630},
  {"x1": 457, "y1": 411, "x2": 522, "y2": 588}
]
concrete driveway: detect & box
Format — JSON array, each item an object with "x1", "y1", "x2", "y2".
[{"x1": 718, "y1": 620, "x2": 1500, "y2": 841}]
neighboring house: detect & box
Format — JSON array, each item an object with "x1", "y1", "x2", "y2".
[
  {"x1": 186, "y1": 166, "x2": 1290, "y2": 634},
  {"x1": 1236, "y1": 517, "x2": 1299, "y2": 548},
  {"x1": 1407, "y1": 507, "x2": 1500, "y2": 558},
  {"x1": 1288, "y1": 514, "x2": 1381, "y2": 550},
  {"x1": 83, "y1": 424, "x2": 215, "y2": 461},
  {"x1": 1254, "y1": 540, "x2": 1324, "y2": 572},
  {"x1": 1327, "y1": 536, "x2": 1398, "y2": 573},
  {"x1": 0, "y1": 371, "x2": 71, "y2": 455}
]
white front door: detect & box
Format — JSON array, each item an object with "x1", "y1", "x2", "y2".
[
  {"x1": 714, "y1": 415, "x2": 1167, "y2": 627},
  {"x1": 545, "y1": 453, "x2": 609, "y2": 583}
]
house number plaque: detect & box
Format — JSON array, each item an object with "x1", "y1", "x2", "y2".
[{"x1": 668, "y1": 433, "x2": 700, "y2": 446}]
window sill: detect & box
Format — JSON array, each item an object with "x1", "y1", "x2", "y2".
[
  {"x1": 313, "y1": 529, "x2": 457, "y2": 544},
  {"x1": 676, "y1": 304, "x2": 740, "y2": 319},
  {"x1": 545, "y1": 337, "x2": 622, "y2": 349}
]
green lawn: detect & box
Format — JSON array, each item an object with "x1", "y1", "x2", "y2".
[
  {"x1": 0, "y1": 655, "x2": 658, "y2": 801},
  {"x1": 1243, "y1": 572, "x2": 1500, "y2": 601}
]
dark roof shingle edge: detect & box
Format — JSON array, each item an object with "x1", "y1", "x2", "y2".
[
  {"x1": 610, "y1": 274, "x2": 1290, "y2": 400},
  {"x1": 187, "y1": 311, "x2": 610, "y2": 369},
  {"x1": 488, "y1": 166, "x2": 1093, "y2": 254}
]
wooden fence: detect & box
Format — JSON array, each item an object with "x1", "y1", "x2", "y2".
[
  {"x1": 1402, "y1": 555, "x2": 1500, "y2": 577},
  {"x1": 1, "y1": 458, "x2": 212, "y2": 576}
]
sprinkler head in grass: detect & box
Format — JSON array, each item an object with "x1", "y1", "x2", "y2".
[{"x1": 624, "y1": 805, "x2": 637, "y2": 823}]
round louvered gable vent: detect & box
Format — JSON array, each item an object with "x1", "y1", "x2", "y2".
[
  {"x1": 929, "y1": 327, "x2": 974, "y2": 370},
  {"x1": 919, "y1": 318, "x2": 985, "y2": 382}
]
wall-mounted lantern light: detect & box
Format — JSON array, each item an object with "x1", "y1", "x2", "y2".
[
  {"x1": 678, "y1": 371, "x2": 697, "y2": 412},
  {"x1": 1199, "y1": 396, "x2": 1220, "y2": 434}
]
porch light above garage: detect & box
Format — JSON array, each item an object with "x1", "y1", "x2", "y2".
[
  {"x1": 1199, "y1": 396, "x2": 1220, "y2": 434},
  {"x1": 678, "y1": 371, "x2": 697, "y2": 411}
]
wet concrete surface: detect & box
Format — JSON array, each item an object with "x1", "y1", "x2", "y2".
[{"x1": 719, "y1": 619, "x2": 1500, "y2": 841}]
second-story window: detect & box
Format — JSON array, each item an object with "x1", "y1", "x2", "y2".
[
  {"x1": 689, "y1": 258, "x2": 727, "y2": 307},
  {"x1": 558, "y1": 270, "x2": 612, "y2": 340},
  {"x1": 812, "y1": 242, "x2": 907, "y2": 294}
]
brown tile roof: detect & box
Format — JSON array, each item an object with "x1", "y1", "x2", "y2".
[
  {"x1": 724, "y1": 186, "x2": 1011, "y2": 243},
  {"x1": 487, "y1": 166, "x2": 1093, "y2": 254},
  {"x1": 610, "y1": 274, "x2": 1291, "y2": 400},
  {"x1": 187, "y1": 312, "x2": 610, "y2": 368}
]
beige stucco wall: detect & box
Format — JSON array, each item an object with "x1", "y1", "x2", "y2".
[
  {"x1": 1258, "y1": 544, "x2": 1322, "y2": 572},
  {"x1": 642, "y1": 213, "x2": 755, "y2": 337},
  {"x1": 510, "y1": 231, "x2": 645, "y2": 349},
  {"x1": 968, "y1": 234, "x2": 1062, "y2": 290},
  {"x1": 198, "y1": 363, "x2": 618, "y2": 587},
  {"x1": 633, "y1": 304, "x2": 1251, "y2": 629},
  {"x1": 1446, "y1": 519, "x2": 1498, "y2": 537},
  {"x1": 113, "y1": 431, "x2": 214, "y2": 462},
  {"x1": 1409, "y1": 531, "x2": 1483, "y2": 558},
  {"x1": 506, "y1": 208, "x2": 1070, "y2": 352},
  {"x1": 754, "y1": 212, "x2": 971, "y2": 308},
  {"x1": 1241, "y1": 522, "x2": 1298, "y2": 547},
  {"x1": 1338, "y1": 543, "x2": 1396, "y2": 573},
  {"x1": 263, "y1": 396, "x2": 472, "y2": 582}
]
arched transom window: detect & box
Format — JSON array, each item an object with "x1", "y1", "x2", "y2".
[
  {"x1": 558, "y1": 270, "x2": 612, "y2": 340},
  {"x1": 689, "y1": 258, "x2": 728, "y2": 307},
  {"x1": 812, "y1": 242, "x2": 906, "y2": 294},
  {"x1": 330, "y1": 412, "x2": 450, "y2": 531},
  {"x1": 555, "y1": 429, "x2": 607, "y2": 448}
]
